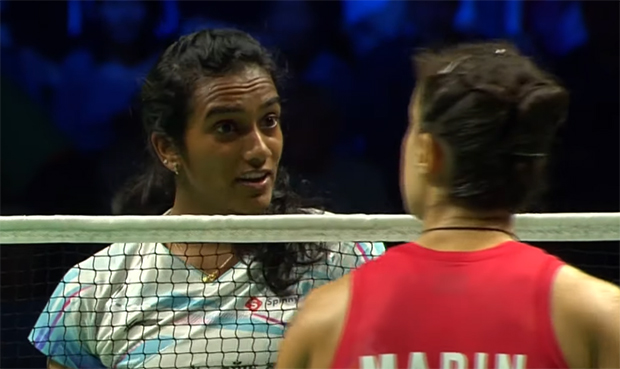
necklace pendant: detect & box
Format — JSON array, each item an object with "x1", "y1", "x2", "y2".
[{"x1": 203, "y1": 272, "x2": 218, "y2": 283}]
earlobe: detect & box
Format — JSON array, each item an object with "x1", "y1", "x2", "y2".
[
  {"x1": 151, "y1": 133, "x2": 180, "y2": 173},
  {"x1": 151, "y1": 133, "x2": 170, "y2": 161}
]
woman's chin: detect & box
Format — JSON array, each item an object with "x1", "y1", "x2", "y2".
[{"x1": 234, "y1": 194, "x2": 273, "y2": 215}]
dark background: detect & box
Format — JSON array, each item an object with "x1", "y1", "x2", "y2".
[{"x1": 1, "y1": 1, "x2": 618, "y2": 367}]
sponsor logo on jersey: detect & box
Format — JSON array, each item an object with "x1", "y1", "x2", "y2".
[
  {"x1": 245, "y1": 297, "x2": 262, "y2": 311},
  {"x1": 245, "y1": 296, "x2": 298, "y2": 311}
]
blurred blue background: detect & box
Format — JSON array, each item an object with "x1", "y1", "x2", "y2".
[{"x1": 1, "y1": 1, "x2": 618, "y2": 367}]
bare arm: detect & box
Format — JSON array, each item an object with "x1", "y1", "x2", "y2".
[
  {"x1": 48, "y1": 359, "x2": 72, "y2": 369},
  {"x1": 591, "y1": 278, "x2": 620, "y2": 369},
  {"x1": 276, "y1": 275, "x2": 351, "y2": 369},
  {"x1": 276, "y1": 310, "x2": 313, "y2": 369}
]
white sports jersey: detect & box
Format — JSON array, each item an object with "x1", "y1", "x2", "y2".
[{"x1": 29, "y1": 240, "x2": 384, "y2": 368}]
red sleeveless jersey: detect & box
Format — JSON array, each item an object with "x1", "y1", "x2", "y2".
[{"x1": 331, "y1": 241, "x2": 569, "y2": 369}]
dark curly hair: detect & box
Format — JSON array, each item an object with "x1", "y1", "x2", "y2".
[
  {"x1": 413, "y1": 42, "x2": 569, "y2": 212},
  {"x1": 112, "y1": 28, "x2": 326, "y2": 296}
]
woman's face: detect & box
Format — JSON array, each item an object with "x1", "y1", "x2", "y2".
[
  {"x1": 157, "y1": 66, "x2": 283, "y2": 215},
  {"x1": 400, "y1": 89, "x2": 427, "y2": 217}
]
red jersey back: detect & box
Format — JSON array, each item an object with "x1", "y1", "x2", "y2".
[{"x1": 331, "y1": 241, "x2": 569, "y2": 369}]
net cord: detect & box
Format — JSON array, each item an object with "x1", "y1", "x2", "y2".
[{"x1": 0, "y1": 213, "x2": 618, "y2": 244}]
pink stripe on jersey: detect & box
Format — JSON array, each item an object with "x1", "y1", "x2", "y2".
[
  {"x1": 355, "y1": 242, "x2": 370, "y2": 263},
  {"x1": 251, "y1": 312, "x2": 286, "y2": 327}
]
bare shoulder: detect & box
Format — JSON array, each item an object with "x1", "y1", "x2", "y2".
[
  {"x1": 294, "y1": 274, "x2": 352, "y2": 333},
  {"x1": 553, "y1": 265, "x2": 620, "y2": 368},
  {"x1": 555, "y1": 265, "x2": 620, "y2": 318}
]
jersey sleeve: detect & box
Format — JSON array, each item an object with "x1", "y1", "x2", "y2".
[
  {"x1": 28, "y1": 267, "x2": 104, "y2": 369},
  {"x1": 297, "y1": 241, "x2": 385, "y2": 296},
  {"x1": 326, "y1": 241, "x2": 385, "y2": 280}
]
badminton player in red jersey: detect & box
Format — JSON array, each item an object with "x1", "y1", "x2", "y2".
[{"x1": 276, "y1": 42, "x2": 620, "y2": 369}]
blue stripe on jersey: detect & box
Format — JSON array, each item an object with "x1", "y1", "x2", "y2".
[
  {"x1": 229, "y1": 316, "x2": 285, "y2": 336},
  {"x1": 115, "y1": 337, "x2": 176, "y2": 368},
  {"x1": 52, "y1": 333, "x2": 106, "y2": 369},
  {"x1": 62, "y1": 266, "x2": 81, "y2": 283},
  {"x1": 155, "y1": 292, "x2": 220, "y2": 312},
  {"x1": 29, "y1": 282, "x2": 95, "y2": 365},
  {"x1": 29, "y1": 311, "x2": 104, "y2": 369},
  {"x1": 356, "y1": 241, "x2": 386, "y2": 258}
]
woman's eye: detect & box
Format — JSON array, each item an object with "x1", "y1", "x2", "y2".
[
  {"x1": 262, "y1": 115, "x2": 280, "y2": 128},
  {"x1": 215, "y1": 121, "x2": 236, "y2": 135}
]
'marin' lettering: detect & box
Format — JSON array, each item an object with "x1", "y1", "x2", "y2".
[{"x1": 360, "y1": 352, "x2": 527, "y2": 369}]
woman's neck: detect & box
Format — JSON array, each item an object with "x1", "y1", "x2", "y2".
[
  {"x1": 168, "y1": 242, "x2": 236, "y2": 273},
  {"x1": 169, "y1": 190, "x2": 223, "y2": 216},
  {"x1": 416, "y1": 204, "x2": 515, "y2": 252},
  {"x1": 166, "y1": 199, "x2": 238, "y2": 274}
]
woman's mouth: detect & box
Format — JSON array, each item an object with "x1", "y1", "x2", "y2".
[{"x1": 236, "y1": 170, "x2": 272, "y2": 191}]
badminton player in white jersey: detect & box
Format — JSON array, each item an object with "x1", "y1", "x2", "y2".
[{"x1": 29, "y1": 28, "x2": 384, "y2": 369}]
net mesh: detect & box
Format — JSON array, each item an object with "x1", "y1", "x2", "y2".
[{"x1": 1, "y1": 214, "x2": 619, "y2": 369}]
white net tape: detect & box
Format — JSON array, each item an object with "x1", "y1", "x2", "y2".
[{"x1": 0, "y1": 213, "x2": 618, "y2": 244}]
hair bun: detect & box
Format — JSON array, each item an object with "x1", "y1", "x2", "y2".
[{"x1": 511, "y1": 83, "x2": 569, "y2": 154}]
